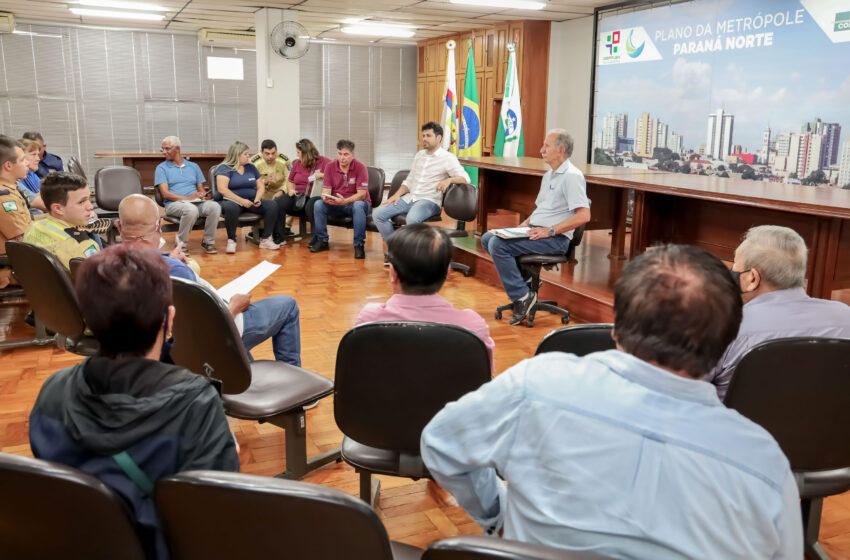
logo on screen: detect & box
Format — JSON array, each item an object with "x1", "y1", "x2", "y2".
[
  {"x1": 605, "y1": 31, "x2": 621, "y2": 55},
  {"x1": 835, "y1": 11, "x2": 850, "y2": 32}
]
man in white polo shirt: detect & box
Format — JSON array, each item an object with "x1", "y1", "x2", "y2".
[
  {"x1": 372, "y1": 121, "x2": 469, "y2": 251},
  {"x1": 155, "y1": 135, "x2": 221, "y2": 254}
]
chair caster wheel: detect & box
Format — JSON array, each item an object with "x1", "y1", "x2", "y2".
[
  {"x1": 495, "y1": 311, "x2": 502, "y2": 320},
  {"x1": 561, "y1": 316, "x2": 570, "y2": 324},
  {"x1": 462, "y1": 270, "x2": 472, "y2": 277},
  {"x1": 526, "y1": 319, "x2": 534, "y2": 328}
]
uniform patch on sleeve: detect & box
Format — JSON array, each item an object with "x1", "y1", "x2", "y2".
[
  {"x1": 361, "y1": 182, "x2": 368, "y2": 186},
  {"x1": 2, "y1": 201, "x2": 18, "y2": 212},
  {"x1": 83, "y1": 245, "x2": 99, "y2": 258}
]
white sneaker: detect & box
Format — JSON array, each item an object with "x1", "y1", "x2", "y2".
[
  {"x1": 226, "y1": 239, "x2": 237, "y2": 254},
  {"x1": 259, "y1": 237, "x2": 281, "y2": 250}
]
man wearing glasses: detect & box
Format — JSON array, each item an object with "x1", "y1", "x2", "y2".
[{"x1": 155, "y1": 136, "x2": 221, "y2": 254}]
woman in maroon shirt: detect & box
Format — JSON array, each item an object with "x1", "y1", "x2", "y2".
[{"x1": 273, "y1": 138, "x2": 330, "y2": 239}]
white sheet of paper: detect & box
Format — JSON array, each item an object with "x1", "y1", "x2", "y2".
[{"x1": 216, "y1": 260, "x2": 281, "y2": 301}]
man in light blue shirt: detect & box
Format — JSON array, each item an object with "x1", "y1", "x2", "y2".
[
  {"x1": 480, "y1": 129, "x2": 590, "y2": 325},
  {"x1": 421, "y1": 244, "x2": 802, "y2": 559},
  {"x1": 155, "y1": 136, "x2": 221, "y2": 254},
  {"x1": 707, "y1": 225, "x2": 850, "y2": 400}
]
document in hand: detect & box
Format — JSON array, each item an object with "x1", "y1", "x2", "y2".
[
  {"x1": 322, "y1": 192, "x2": 342, "y2": 201},
  {"x1": 490, "y1": 227, "x2": 531, "y2": 239},
  {"x1": 216, "y1": 260, "x2": 281, "y2": 301}
]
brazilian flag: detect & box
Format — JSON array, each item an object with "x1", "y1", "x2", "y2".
[{"x1": 458, "y1": 38, "x2": 481, "y2": 185}]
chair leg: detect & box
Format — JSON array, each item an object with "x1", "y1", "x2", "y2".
[
  {"x1": 0, "y1": 316, "x2": 55, "y2": 349},
  {"x1": 246, "y1": 223, "x2": 262, "y2": 245},
  {"x1": 271, "y1": 409, "x2": 341, "y2": 480},
  {"x1": 358, "y1": 470, "x2": 382, "y2": 507},
  {"x1": 450, "y1": 261, "x2": 472, "y2": 277},
  {"x1": 298, "y1": 215, "x2": 310, "y2": 238},
  {"x1": 802, "y1": 498, "x2": 830, "y2": 560}
]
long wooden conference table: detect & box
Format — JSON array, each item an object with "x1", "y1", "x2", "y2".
[
  {"x1": 94, "y1": 153, "x2": 226, "y2": 186},
  {"x1": 459, "y1": 156, "x2": 850, "y2": 300}
]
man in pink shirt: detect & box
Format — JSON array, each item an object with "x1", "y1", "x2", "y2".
[{"x1": 356, "y1": 223, "x2": 495, "y2": 369}]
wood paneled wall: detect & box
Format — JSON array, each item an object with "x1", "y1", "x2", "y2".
[{"x1": 416, "y1": 21, "x2": 550, "y2": 156}]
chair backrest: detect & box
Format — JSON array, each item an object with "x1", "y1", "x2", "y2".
[
  {"x1": 536, "y1": 324, "x2": 616, "y2": 356},
  {"x1": 424, "y1": 536, "x2": 609, "y2": 560},
  {"x1": 93, "y1": 166, "x2": 142, "y2": 211},
  {"x1": 366, "y1": 166, "x2": 385, "y2": 208},
  {"x1": 443, "y1": 183, "x2": 478, "y2": 222},
  {"x1": 169, "y1": 277, "x2": 252, "y2": 394},
  {"x1": 68, "y1": 156, "x2": 87, "y2": 180},
  {"x1": 334, "y1": 322, "x2": 491, "y2": 453},
  {"x1": 724, "y1": 337, "x2": 850, "y2": 471},
  {"x1": 0, "y1": 452, "x2": 146, "y2": 560},
  {"x1": 6, "y1": 241, "x2": 87, "y2": 338},
  {"x1": 153, "y1": 182, "x2": 166, "y2": 207},
  {"x1": 387, "y1": 169, "x2": 410, "y2": 199},
  {"x1": 156, "y1": 470, "x2": 397, "y2": 560}
]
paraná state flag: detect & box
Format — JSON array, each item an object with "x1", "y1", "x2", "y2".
[{"x1": 440, "y1": 40, "x2": 459, "y2": 154}]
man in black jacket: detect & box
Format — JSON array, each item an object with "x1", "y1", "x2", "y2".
[{"x1": 29, "y1": 244, "x2": 239, "y2": 559}]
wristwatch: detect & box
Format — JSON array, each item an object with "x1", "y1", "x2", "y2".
[{"x1": 549, "y1": 226, "x2": 556, "y2": 237}]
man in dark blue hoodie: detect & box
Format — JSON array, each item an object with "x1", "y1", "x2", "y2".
[{"x1": 29, "y1": 244, "x2": 239, "y2": 559}]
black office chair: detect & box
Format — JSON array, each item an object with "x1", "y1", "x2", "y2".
[
  {"x1": 156, "y1": 471, "x2": 423, "y2": 560},
  {"x1": 494, "y1": 225, "x2": 585, "y2": 328},
  {"x1": 169, "y1": 277, "x2": 340, "y2": 479},
  {"x1": 152, "y1": 183, "x2": 207, "y2": 235},
  {"x1": 440, "y1": 182, "x2": 478, "y2": 277},
  {"x1": 724, "y1": 337, "x2": 850, "y2": 560},
  {"x1": 209, "y1": 164, "x2": 262, "y2": 245},
  {"x1": 67, "y1": 156, "x2": 87, "y2": 181},
  {"x1": 335, "y1": 322, "x2": 491, "y2": 506},
  {"x1": 0, "y1": 452, "x2": 146, "y2": 560},
  {"x1": 5, "y1": 241, "x2": 99, "y2": 356},
  {"x1": 93, "y1": 165, "x2": 143, "y2": 219},
  {"x1": 0, "y1": 255, "x2": 54, "y2": 350},
  {"x1": 424, "y1": 536, "x2": 610, "y2": 560},
  {"x1": 329, "y1": 166, "x2": 385, "y2": 232},
  {"x1": 535, "y1": 324, "x2": 616, "y2": 356}
]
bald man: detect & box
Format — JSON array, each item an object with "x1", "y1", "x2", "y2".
[{"x1": 117, "y1": 195, "x2": 302, "y2": 366}]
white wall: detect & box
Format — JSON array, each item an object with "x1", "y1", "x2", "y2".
[
  {"x1": 255, "y1": 9, "x2": 301, "y2": 155},
  {"x1": 546, "y1": 16, "x2": 595, "y2": 164}
]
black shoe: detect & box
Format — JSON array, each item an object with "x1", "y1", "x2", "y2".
[
  {"x1": 310, "y1": 240, "x2": 329, "y2": 253},
  {"x1": 307, "y1": 237, "x2": 320, "y2": 250},
  {"x1": 510, "y1": 292, "x2": 538, "y2": 326},
  {"x1": 354, "y1": 245, "x2": 365, "y2": 259},
  {"x1": 24, "y1": 310, "x2": 35, "y2": 328},
  {"x1": 282, "y1": 227, "x2": 294, "y2": 238}
]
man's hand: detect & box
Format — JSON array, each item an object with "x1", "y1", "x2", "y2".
[
  {"x1": 240, "y1": 198, "x2": 253, "y2": 208},
  {"x1": 253, "y1": 197, "x2": 262, "y2": 207},
  {"x1": 170, "y1": 242, "x2": 188, "y2": 263},
  {"x1": 189, "y1": 191, "x2": 204, "y2": 200},
  {"x1": 383, "y1": 193, "x2": 401, "y2": 206},
  {"x1": 436, "y1": 178, "x2": 453, "y2": 192},
  {"x1": 527, "y1": 227, "x2": 551, "y2": 240},
  {"x1": 228, "y1": 293, "x2": 251, "y2": 317},
  {"x1": 314, "y1": 171, "x2": 324, "y2": 180}
]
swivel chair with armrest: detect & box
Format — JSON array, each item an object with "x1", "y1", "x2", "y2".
[
  {"x1": 494, "y1": 224, "x2": 585, "y2": 328},
  {"x1": 208, "y1": 164, "x2": 263, "y2": 245},
  {"x1": 93, "y1": 165, "x2": 143, "y2": 219},
  {"x1": 328, "y1": 166, "x2": 385, "y2": 232},
  {"x1": 724, "y1": 337, "x2": 850, "y2": 560}
]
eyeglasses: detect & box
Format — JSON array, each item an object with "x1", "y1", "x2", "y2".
[
  {"x1": 161, "y1": 146, "x2": 177, "y2": 152},
  {"x1": 122, "y1": 219, "x2": 161, "y2": 242}
]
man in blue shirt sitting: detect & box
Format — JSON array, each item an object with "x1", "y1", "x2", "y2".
[
  {"x1": 21, "y1": 131, "x2": 63, "y2": 178},
  {"x1": 156, "y1": 136, "x2": 222, "y2": 254},
  {"x1": 116, "y1": 194, "x2": 301, "y2": 366},
  {"x1": 421, "y1": 244, "x2": 802, "y2": 558}
]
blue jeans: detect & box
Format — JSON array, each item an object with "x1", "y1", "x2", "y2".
[
  {"x1": 481, "y1": 231, "x2": 571, "y2": 301},
  {"x1": 372, "y1": 198, "x2": 442, "y2": 243},
  {"x1": 313, "y1": 199, "x2": 371, "y2": 246},
  {"x1": 241, "y1": 295, "x2": 301, "y2": 366}
]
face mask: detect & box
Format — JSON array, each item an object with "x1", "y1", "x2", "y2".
[
  {"x1": 158, "y1": 237, "x2": 165, "y2": 250},
  {"x1": 729, "y1": 268, "x2": 752, "y2": 294}
]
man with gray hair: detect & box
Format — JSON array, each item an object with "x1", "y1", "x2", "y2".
[
  {"x1": 481, "y1": 129, "x2": 591, "y2": 325},
  {"x1": 706, "y1": 224, "x2": 850, "y2": 399},
  {"x1": 155, "y1": 135, "x2": 221, "y2": 254}
]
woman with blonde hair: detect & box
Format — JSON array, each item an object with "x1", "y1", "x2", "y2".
[{"x1": 215, "y1": 141, "x2": 281, "y2": 253}]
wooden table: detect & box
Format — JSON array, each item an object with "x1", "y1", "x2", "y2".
[
  {"x1": 94, "y1": 153, "x2": 226, "y2": 186},
  {"x1": 459, "y1": 156, "x2": 850, "y2": 299}
]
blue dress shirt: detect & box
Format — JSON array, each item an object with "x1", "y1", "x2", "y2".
[
  {"x1": 421, "y1": 349, "x2": 802, "y2": 559},
  {"x1": 706, "y1": 288, "x2": 850, "y2": 400}
]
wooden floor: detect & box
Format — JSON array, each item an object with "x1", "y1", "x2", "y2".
[{"x1": 1, "y1": 222, "x2": 849, "y2": 557}]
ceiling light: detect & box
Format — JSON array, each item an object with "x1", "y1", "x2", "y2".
[
  {"x1": 341, "y1": 23, "x2": 415, "y2": 38},
  {"x1": 75, "y1": 0, "x2": 167, "y2": 11},
  {"x1": 449, "y1": 0, "x2": 546, "y2": 9},
  {"x1": 69, "y1": 7, "x2": 165, "y2": 20}
]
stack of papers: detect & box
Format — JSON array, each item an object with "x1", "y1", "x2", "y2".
[
  {"x1": 216, "y1": 260, "x2": 281, "y2": 301},
  {"x1": 490, "y1": 227, "x2": 531, "y2": 239}
]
